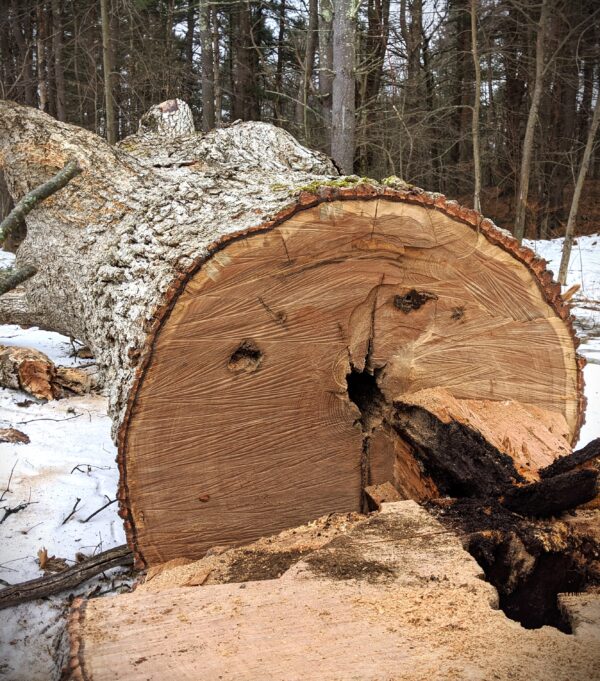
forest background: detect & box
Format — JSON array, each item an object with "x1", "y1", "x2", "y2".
[{"x1": 1, "y1": 0, "x2": 599, "y2": 244}]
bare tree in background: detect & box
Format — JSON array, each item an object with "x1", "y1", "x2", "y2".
[
  {"x1": 199, "y1": 0, "x2": 215, "y2": 131},
  {"x1": 100, "y1": 0, "x2": 116, "y2": 143},
  {"x1": 514, "y1": 0, "x2": 550, "y2": 243},
  {"x1": 331, "y1": 0, "x2": 358, "y2": 173},
  {"x1": 470, "y1": 0, "x2": 481, "y2": 212},
  {"x1": 558, "y1": 87, "x2": 600, "y2": 284}
]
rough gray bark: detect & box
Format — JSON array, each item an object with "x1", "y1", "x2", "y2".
[
  {"x1": 318, "y1": 0, "x2": 334, "y2": 136},
  {"x1": 0, "y1": 99, "x2": 337, "y2": 438},
  {"x1": 331, "y1": 0, "x2": 356, "y2": 173},
  {"x1": 51, "y1": 0, "x2": 66, "y2": 122}
]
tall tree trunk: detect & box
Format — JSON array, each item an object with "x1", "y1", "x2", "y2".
[
  {"x1": 295, "y1": 0, "x2": 319, "y2": 141},
  {"x1": 274, "y1": 0, "x2": 286, "y2": 125},
  {"x1": 213, "y1": 8, "x2": 222, "y2": 126},
  {"x1": 184, "y1": 1, "x2": 196, "y2": 103},
  {"x1": 514, "y1": 0, "x2": 551, "y2": 243},
  {"x1": 51, "y1": 0, "x2": 66, "y2": 121},
  {"x1": 470, "y1": 0, "x2": 481, "y2": 212},
  {"x1": 318, "y1": 0, "x2": 334, "y2": 139},
  {"x1": 37, "y1": 2, "x2": 49, "y2": 113},
  {"x1": 399, "y1": 0, "x2": 425, "y2": 181},
  {"x1": 357, "y1": 0, "x2": 390, "y2": 175},
  {"x1": 199, "y1": 0, "x2": 215, "y2": 131},
  {"x1": 331, "y1": 0, "x2": 356, "y2": 173},
  {"x1": 230, "y1": 1, "x2": 260, "y2": 122},
  {"x1": 558, "y1": 89, "x2": 600, "y2": 285},
  {"x1": 100, "y1": 0, "x2": 116, "y2": 143},
  {"x1": 9, "y1": 0, "x2": 35, "y2": 106}
]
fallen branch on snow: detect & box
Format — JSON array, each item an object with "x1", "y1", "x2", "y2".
[{"x1": 0, "y1": 544, "x2": 134, "y2": 610}]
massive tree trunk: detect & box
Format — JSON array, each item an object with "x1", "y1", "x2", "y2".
[{"x1": 0, "y1": 98, "x2": 584, "y2": 568}]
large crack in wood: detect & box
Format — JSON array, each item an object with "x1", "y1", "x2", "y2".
[{"x1": 346, "y1": 282, "x2": 386, "y2": 512}]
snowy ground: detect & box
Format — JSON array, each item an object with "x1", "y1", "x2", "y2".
[
  {"x1": 525, "y1": 233, "x2": 600, "y2": 447},
  {"x1": 0, "y1": 235, "x2": 599, "y2": 680}
]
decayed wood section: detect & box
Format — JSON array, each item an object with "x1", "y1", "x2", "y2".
[
  {"x1": 0, "y1": 99, "x2": 585, "y2": 568},
  {"x1": 64, "y1": 502, "x2": 600, "y2": 681},
  {"x1": 0, "y1": 344, "x2": 95, "y2": 400}
]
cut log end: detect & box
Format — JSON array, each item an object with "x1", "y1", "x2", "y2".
[{"x1": 117, "y1": 193, "x2": 583, "y2": 567}]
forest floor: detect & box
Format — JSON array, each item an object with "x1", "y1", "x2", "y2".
[{"x1": 0, "y1": 234, "x2": 599, "y2": 681}]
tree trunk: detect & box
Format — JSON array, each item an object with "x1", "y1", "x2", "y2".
[
  {"x1": 318, "y1": 0, "x2": 334, "y2": 139},
  {"x1": 513, "y1": 0, "x2": 550, "y2": 243},
  {"x1": 295, "y1": 0, "x2": 318, "y2": 141},
  {"x1": 36, "y1": 1, "x2": 49, "y2": 113},
  {"x1": 331, "y1": 0, "x2": 355, "y2": 173},
  {"x1": 470, "y1": 0, "x2": 481, "y2": 212},
  {"x1": 100, "y1": 0, "x2": 116, "y2": 143},
  {"x1": 199, "y1": 0, "x2": 215, "y2": 131},
  {"x1": 0, "y1": 99, "x2": 584, "y2": 568},
  {"x1": 558, "y1": 90, "x2": 600, "y2": 285},
  {"x1": 51, "y1": 0, "x2": 66, "y2": 121}
]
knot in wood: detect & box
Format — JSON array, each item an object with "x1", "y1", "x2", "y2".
[{"x1": 393, "y1": 289, "x2": 438, "y2": 313}]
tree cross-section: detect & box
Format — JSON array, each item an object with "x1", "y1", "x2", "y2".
[{"x1": 0, "y1": 99, "x2": 584, "y2": 567}]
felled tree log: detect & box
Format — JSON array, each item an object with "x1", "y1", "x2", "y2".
[
  {"x1": 0, "y1": 344, "x2": 95, "y2": 399},
  {"x1": 0, "y1": 99, "x2": 585, "y2": 567}
]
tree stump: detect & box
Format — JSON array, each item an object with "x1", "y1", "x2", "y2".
[{"x1": 0, "y1": 99, "x2": 585, "y2": 566}]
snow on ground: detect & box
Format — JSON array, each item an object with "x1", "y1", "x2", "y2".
[
  {"x1": 0, "y1": 235, "x2": 599, "y2": 680},
  {"x1": 525, "y1": 233, "x2": 600, "y2": 447},
  {"x1": 0, "y1": 326, "x2": 129, "y2": 681}
]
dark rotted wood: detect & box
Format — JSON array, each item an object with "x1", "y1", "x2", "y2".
[
  {"x1": 390, "y1": 403, "x2": 526, "y2": 498},
  {"x1": 540, "y1": 438, "x2": 600, "y2": 479},
  {"x1": 0, "y1": 544, "x2": 133, "y2": 610},
  {"x1": 501, "y1": 469, "x2": 598, "y2": 517}
]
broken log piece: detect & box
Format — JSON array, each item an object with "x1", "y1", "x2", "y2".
[
  {"x1": 364, "y1": 481, "x2": 403, "y2": 509},
  {"x1": 0, "y1": 427, "x2": 29, "y2": 444},
  {"x1": 501, "y1": 469, "x2": 599, "y2": 517},
  {"x1": 0, "y1": 345, "x2": 95, "y2": 400},
  {"x1": 388, "y1": 389, "x2": 572, "y2": 498},
  {"x1": 0, "y1": 99, "x2": 584, "y2": 567},
  {"x1": 540, "y1": 437, "x2": 600, "y2": 478},
  {"x1": 0, "y1": 544, "x2": 133, "y2": 610},
  {"x1": 65, "y1": 502, "x2": 600, "y2": 681},
  {"x1": 0, "y1": 344, "x2": 56, "y2": 399}
]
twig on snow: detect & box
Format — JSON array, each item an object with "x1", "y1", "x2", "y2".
[
  {"x1": 82, "y1": 498, "x2": 117, "y2": 523},
  {"x1": 0, "y1": 459, "x2": 18, "y2": 502},
  {"x1": 0, "y1": 501, "x2": 37, "y2": 524},
  {"x1": 16, "y1": 414, "x2": 81, "y2": 425},
  {"x1": 62, "y1": 497, "x2": 81, "y2": 525}
]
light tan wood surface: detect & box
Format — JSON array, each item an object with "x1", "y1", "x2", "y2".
[{"x1": 124, "y1": 199, "x2": 580, "y2": 564}]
